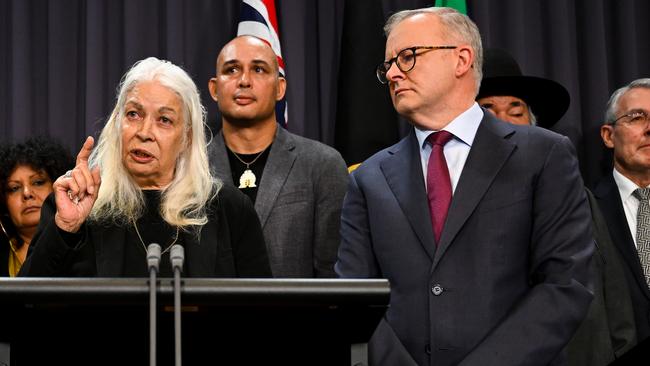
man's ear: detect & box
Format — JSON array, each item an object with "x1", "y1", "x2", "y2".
[
  {"x1": 600, "y1": 124, "x2": 615, "y2": 148},
  {"x1": 208, "y1": 78, "x2": 218, "y2": 102},
  {"x1": 455, "y1": 45, "x2": 474, "y2": 78},
  {"x1": 276, "y1": 76, "x2": 287, "y2": 101}
]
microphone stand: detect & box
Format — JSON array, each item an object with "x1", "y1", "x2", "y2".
[
  {"x1": 146, "y1": 243, "x2": 162, "y2": 366},
  {"x1": 170, "y1": 244, "x2": 185, "y2": 366}
]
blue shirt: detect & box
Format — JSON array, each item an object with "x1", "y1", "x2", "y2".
[{"x1": 414, "y1": 103, "x2": 483, "y2": 194}]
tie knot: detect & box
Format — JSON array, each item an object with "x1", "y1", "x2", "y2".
[
  {"x1": 428, "y1": 130, "x2": 454, "y2": 147},
  {"x1": 634, "y1": 187, "x2": 650, "y2": 201}
]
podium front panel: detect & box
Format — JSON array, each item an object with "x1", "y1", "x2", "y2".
[{"x1": 0, "y1": 278, "x2": 389, "y2": 365}]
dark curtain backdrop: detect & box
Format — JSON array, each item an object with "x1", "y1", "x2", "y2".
[{"x1": 1, "y1": 0, "x2": 649, "y2": 187}]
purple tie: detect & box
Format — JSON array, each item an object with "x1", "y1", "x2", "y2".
[{"x1": 427, "y1": 131, "x2": 453, "y2": 245}]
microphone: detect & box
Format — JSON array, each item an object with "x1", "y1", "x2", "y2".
[
  {"x1": 170, "y1": 244, "x2": 185, "y2": 366},
  {"x1": 170, "y1": 244, "x2": 184, "y2": 273},
  {"x1": 147, "y1": 243, "x2": 162, "y2": 273},
  {"x1": 146, "y1": 243, "x2": 161, "y2": 366}
]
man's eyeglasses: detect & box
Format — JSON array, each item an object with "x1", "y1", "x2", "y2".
[
  {"x1": 609, "y1": 110, "x2": 650, "y2": 129},
  {"x1": 376, "y1": 45, "x2": 457, "y2": 84}
]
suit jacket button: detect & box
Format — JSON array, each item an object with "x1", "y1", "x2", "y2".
[{"x1": 431, "y1": 284, "x2": 443, "y2": 296}]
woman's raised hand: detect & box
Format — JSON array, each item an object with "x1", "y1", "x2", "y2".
[{"x1": 53, "y1": 136, "x2": 102, "y2": 233}]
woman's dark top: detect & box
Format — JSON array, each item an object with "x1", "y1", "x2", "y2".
[
  {"x1": 121, "y1": 190, "x2": 183, "y2": 277},
  {"x1": 0, "y1": 236, "x2": 9, "y2": 277},
  {"x1": 19, "y1": 184, "x2": 271, "y2": 277}
]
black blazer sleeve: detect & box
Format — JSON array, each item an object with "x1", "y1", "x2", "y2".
[
  {"x1": 18, "y1": 194, "x2": 95, "y2": 276},
  {"x1": 0, "y1": 235, "x2": 10, "y2": 277},
  {"x1": 218, "y1": 184, "x2": 272, "y2": 278}
]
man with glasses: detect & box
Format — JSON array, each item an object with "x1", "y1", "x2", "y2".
[
  {"x1": 336, "y1": 7, "x2": 594, "y2": 366},
  {"x1": 594, "y1": 78, "x2": 650, "y2": 344}
]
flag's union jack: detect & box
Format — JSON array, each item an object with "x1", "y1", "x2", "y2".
[{"x1": 238, "y1": 0, "x2": 288, "y2": 127}]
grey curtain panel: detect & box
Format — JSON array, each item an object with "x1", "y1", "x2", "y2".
[{"x1": 1, "y1": 0, "x2": 649, "y2": 186}]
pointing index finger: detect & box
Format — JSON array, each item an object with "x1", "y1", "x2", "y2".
[{"x1": 76, "y1": 136, "x2": 95, "y2": 166}]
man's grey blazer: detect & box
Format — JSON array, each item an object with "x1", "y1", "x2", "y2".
[{"x1": 209, "y1": 126, "x2": 348, "y2": 277}]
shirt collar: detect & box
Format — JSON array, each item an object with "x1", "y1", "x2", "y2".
[
  {"x1": 414, "y1": 102, "x2": 484, "y2": 148},
  {"x1": 613, "y1": 168, "x2": 644, "y2": 200}
]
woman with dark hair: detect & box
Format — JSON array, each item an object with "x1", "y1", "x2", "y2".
[{"x1": 0, "y1": 136, "x2": 73, "y2": 276}]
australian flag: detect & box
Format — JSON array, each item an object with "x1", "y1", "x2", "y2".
[{"x1": 238, "y1": 0, "x2": 288, "y2": 128}]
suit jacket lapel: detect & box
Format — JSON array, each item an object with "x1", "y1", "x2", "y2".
[
  {"x1": 594, "y1": 176, "x2": 650, "y2": 299},
  {"x1": 432, "y1": 114, "x2": 516, "y2": 270},
  {"x1": 209, "y1": 131, "x2": 233, "y2": 184},
  {"x1": 94, "y1": 225, "x2": 127, "y2": 276},
  {"x1": 255, "y1": 127, "x2": 296, "y2": 228},
  {"x1": 380, "y1": 131, "x2": 436, "y2": 259}
]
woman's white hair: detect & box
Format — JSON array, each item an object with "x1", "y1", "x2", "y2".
[{"x1": 88, "y1": 57, "x2": 220, "y2": 228}]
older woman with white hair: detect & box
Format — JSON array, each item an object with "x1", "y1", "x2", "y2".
[{"x1": 20, "y1": 57, "x2": 271, "y2": 277}]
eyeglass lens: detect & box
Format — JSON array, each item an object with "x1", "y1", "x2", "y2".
[
  {"x1": 615, "y1": 111, "x2": 650, "y2": 127},
  {"x1": 377, "y1": 48, "x2": 416, "y2": 84}
]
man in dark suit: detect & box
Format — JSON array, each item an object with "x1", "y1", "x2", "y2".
[
  {"x1": 208, "y1": 35, "x2": 348, "y2": 278},
  {"x1": 477, "y1": 48, "x2": 637, "y2": 366},
  {"x1": 594, "y1": 78, "x2": 650, "y2": 343},
  {"x1": 335, "y1": 7, "x2": 594, "y2": 366}
]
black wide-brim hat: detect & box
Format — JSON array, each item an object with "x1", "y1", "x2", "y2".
[{"x1": 477, "y1": 48, "x2": 570, "y2": 129}]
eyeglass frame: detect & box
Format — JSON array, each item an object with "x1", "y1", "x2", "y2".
[
  {"x1": 608, "y1": 109, "x2": 650, "y2": 129},
  {"x1": 376, "y1": 45, "x2": 457, "y2": 84}
]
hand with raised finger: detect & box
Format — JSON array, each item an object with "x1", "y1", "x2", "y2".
[{"x1": 54, "y1": 136, "x2": 102, "y2": 233}]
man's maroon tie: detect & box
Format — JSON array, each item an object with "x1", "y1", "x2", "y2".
[{"x1": 427, "y1": 131, "x2": 453, "y2": 245}]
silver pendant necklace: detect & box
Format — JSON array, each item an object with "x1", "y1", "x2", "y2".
[
  {"x1": 231, "y1": 147, "x2": 268, "y2": 189},
  {"x1": 132, "y1": 218, "x2": 180, "y2": 255}
]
